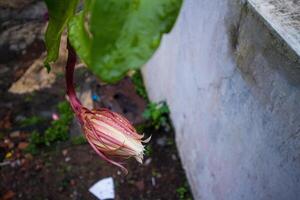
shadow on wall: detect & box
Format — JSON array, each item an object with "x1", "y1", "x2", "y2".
[{"x1": 226, "y1": 0, "x2": 300, "y2": 86}]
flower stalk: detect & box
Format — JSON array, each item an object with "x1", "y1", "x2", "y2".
[
  {"x1": 65, "y1": 42, "x2": 82, "y2": 115},
  {"x1": 65, "y1": 41, "x2": 149, "y2": 174}
]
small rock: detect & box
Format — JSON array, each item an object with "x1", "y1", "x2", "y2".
[
  {"x1": 0, "y1": 161, "x2": 11, "y2": 167},
  {"x1": 4, "y1": 139, "x2": 14, "y2": 149},
  {"x1": 11, "y1": 160, "x2": 21, "y2": 168},
  {"x1": 15, "y1": 115, "x2": 25, "y2": 122},
  {"x1": 62, "y1": 149, "x2": 68, "y2": 156},
  {"x1": 144, "y1": 158, "x2": 152, "y2": 166},
  {"x1": 35, "y1": 164, "x2": 42, "y2": 171},
  {"x1": 65, "y1": 157, "x2": 71, "y2": 162},
  {"x1": 171, "y1": 154, "x2": 177, "y2": 160},
  {"x1": 0, "y1": 67, "x2": 9, "y2": 74},
  {"x1": 10, "y1": 131, "x2": 20, "y2": 138},
  {"x1": 18, "y1": 142, "x2": 29, "y2": 150},
  {"x1": 20, "y1": 158, "x2": 27, "y2": 166},
  {"x1": 151, "y1": 177, "x2": 156, "y2": 187},
  {"x1": 18, "y1": 193, "x2": 23, "y2": 198}
]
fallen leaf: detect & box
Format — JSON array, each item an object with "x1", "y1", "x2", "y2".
[
  {"x1": 5, "y1": 152, "x2": 13, "y2": 159},
  {"x1": 2, "y1": 190, "x2": 15, "y2": 200},
  {"x1": 18, "y1": 142, "x2": 29, "y2": 150}
]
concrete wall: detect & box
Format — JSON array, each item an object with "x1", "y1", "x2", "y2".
[{"x1": 142, "y1": 0, "x2": 300, "y2": 199}]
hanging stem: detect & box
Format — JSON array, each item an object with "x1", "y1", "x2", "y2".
[{"x1": 66, "y1": 40, "x2": 82, "y2": 114}]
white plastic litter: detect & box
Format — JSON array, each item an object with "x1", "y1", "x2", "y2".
[{"x1": 89, "y1": 177, "x2": 115, "y2": 200}]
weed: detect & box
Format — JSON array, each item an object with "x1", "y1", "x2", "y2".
[
  {"x1": 143, "y1": 102, "x2": 170, "y2": 130},
  {"x1": 135, "y1": 124, "x2": 146, "y2": 133},
  {"x1": 167, "y1": 138, "x2": 174, "y2": 145},
  {"x1": 44, "y1": 101, "x2": 73, "y2": 145},
  {"x1": 176, "y1": 182, "x2": 192, "y2": 200},
  {"x1": 19, "y1": 116, "x2": 45, "y2": 127},
  {"x1": 131, "y1": 70, "x2": 148, "y2": 99},
  {"x1": 25, "y1": 144, "x2": 39, "y2": 155},
  {"x1": 145, "y1": 145, "x2": 153, "y2": 157},
  {"x1": 176, "y1": 186, "x2": 188, "y2": 200},
  {"x1": 25, "y1": 101, "x2": 74, "y2": 153},
  {"x1": 25, "y1": 130, "x2": 44, "y2": 154},
  {"x1": 151, "y1": 169, "x2": 159, "y2": 177}
]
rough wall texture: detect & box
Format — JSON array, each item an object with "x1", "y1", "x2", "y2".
[
  {"x1": 142, "y1": 0, "x2": 300, "y2": 199},
  {"x1": 248, "y1": 0, "x2": 300, "y2": 56}
]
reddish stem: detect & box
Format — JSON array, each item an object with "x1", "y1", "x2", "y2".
[{"x1": 66, "y1": 41, "x2": 82, "y2": 114}]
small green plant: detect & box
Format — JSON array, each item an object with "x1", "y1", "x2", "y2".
[
  {"x1": 19, "y1": 116, "x2": 45, "y2": 127},
  {"x1": 71, "y1": 135, "x2": 87, "y2": 145},
  {"x1": 26, "y1": 130, "x2": 44, "y2": 154},
  {"x1": 25, "y1": 101, "x2": 74, "y2": 153},
  {"x1": 144, "y1": 145, "x2": 153, "y2": 157},
  {"x1": 44, "y1": 101, "x2": 73, "y2": 145},
  {"x1": 143, "y1": 102, "x2": 170, "y2": 130},
  {"x1": 176, "y1": 186, "x2": 188, "y2": 200},
  {"x1": 176, "y1": 182, "x2": 192, "y2": 200},
  {"x1": 131, "y1": 70, "x2": 148, "y2": 99}
]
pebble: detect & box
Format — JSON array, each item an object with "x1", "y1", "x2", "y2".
[
  {"x1": 151, "y1": 177, "x2": 156, "y2": 186},
  {"x1": 10, "y1": 160, "x2": 21, "y2": 168},
  {"x1": 171, "y1": 154, "x2": 177, "y2": 160},
  {"x1": 4, "y1": 139, "x2": 14, "y2": 149},
  {"x1": 62, "y1": 149, "x2": 68, "y2": 156},
  {"x1": 65, "y1": 157, "x2": 71, "y2": 162},
  {"x1": 144, "y1": 158, "x2": 152, "y2": 166},
  {"x1": 10, "y1": 131, "x2": 20, "y2": 138}
]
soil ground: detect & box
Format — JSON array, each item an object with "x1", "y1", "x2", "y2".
[{"x1": 0, "y1": 1, "x2": 192, "y2": 199}]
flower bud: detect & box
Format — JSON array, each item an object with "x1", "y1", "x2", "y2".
[
  {"x1": 80, "y1": 107, "x2": 150, "y2": 173},
  {"x1": 65, "y1": 42, "x2": 150, "y2": 174}
]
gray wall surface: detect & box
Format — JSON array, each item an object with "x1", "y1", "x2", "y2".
[{"x1": 142, "y1": 0, "x2": 300, "y2": 199}]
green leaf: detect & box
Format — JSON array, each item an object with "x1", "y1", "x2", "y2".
[
  {"x1": 44, "y1": 0, "x2": 79, "y2": 69},
  {"x1": 68, "y1": 0, "x2": 182, "y2": 83}
]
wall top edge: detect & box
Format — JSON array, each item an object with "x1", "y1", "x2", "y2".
[{"x1": 247, "y1": 0, "x2": 300, "y2": 57}]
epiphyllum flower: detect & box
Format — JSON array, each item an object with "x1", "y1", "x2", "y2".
[
  {"x1": 80, "y1": 108, "x2": 150, "y2": 173},
  {"x1": 65, "y1": 42, "x2": 150, "y2": 174}
]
